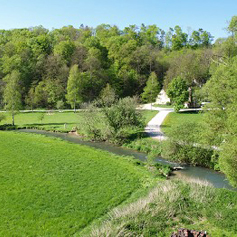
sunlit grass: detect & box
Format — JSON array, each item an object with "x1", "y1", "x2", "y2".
[
  {"x1": 0, "y1": 110, "x2": 158, "y2": 132},
  {"x1": 161, "y1": 111, "x2": 204, "y2": 135},
  {"x1": 0, "y1": 131, "x2": 155, "y2": 236}
]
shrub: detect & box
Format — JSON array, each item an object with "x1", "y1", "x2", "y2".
[
  {"x1": 0, "y1": 124, "x2": 17, "y2": 130},
  {"x1": 161, "y1": 121, "x2": 218, "y2": 168},
  {"x1": 161, "y1": 139, "x2": 217, "y2": 168},
  {"x1": 79, "y1": 97, "x2": 145, "y2": 144},
  {"x1": 56, "y1": 100, "x2": 65, "y2": 110}
]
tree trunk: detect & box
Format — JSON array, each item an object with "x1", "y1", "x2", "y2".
[
  {"x1": 188, "y1": 86, "x2": 193, "y2": 108},
  {"x1": 12, "y1": 113, "x2": 14, "y2": 126}
]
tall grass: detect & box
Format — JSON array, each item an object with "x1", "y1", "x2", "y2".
[{"x1": 87, "y1": 179, "x2": 237, "y2": 236}]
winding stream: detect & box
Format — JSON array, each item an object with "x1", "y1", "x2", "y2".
[{"x1": 18, "y1": 129, "x2": 235, "y2": 190}]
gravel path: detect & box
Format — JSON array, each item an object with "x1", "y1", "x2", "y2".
[{"x1": 139, "y1": 104, "x2": 174, "y2": 140}]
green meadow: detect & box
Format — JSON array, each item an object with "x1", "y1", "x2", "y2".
[
  {"x1": 0, "y1": 131, "x2": 156, "y2": 236},
  {"x1": 0, "y1": 110, "x2": 158, "y2": 132},
  {"x1": 161, "y1": 111, "x2": 204, "y2": 135}
]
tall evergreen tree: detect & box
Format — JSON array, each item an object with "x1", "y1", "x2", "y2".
[{"x1": 141, "y1": 72, "x2": 161, "y2": 103}]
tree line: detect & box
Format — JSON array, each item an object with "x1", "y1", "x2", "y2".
[{"x1": 0, "y1": 22, "x2": 216, "y2": 110}]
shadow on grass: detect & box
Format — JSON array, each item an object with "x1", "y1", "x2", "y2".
[
  {"x1": 127, "y1": 131, "x2": 149, "y2": 142},
  {"x1": 24, "y1": 122, "x2": 76, "y2": 126},
  {"x1": 178, "y1": 111, "x2": 202, "y2": 114}
]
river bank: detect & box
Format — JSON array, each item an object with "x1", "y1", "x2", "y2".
[{"x1": 18, "y1": 129, "x2": 235, "y2": 190}]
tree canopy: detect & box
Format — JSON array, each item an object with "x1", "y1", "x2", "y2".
[{"x1": 0, "y1": 23, "x2": 215, "y2": 109}]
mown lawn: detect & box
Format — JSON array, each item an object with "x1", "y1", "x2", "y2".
[
  {"x1": 161, "y1": 111, "x2": 204, "y2": 135},
  {"x1": 0, "y1": 110, "x2": 158, "y2": 132},
  {"x1": 0, "y1": 131, "x2": 154, "y2": 236},
  {"x1": 153, "y1": 104, "x2": 174, "y2": 108}
]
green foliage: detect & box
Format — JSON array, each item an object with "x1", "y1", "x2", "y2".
[
  {"x1": 56, "y1": 100, "x2": 65, "y2": 110},
  {"x1": 141, "y1": 72, "x2": 161, "y2": 103},
  {"x1": 66, "y1": 65, "x2": 82, "y2": 111},
  {"x1": 0, "y1": 131, "x2": 155, "y2": 236},
  {"x1": 201, "y1": 56, "x2": 237, "y2": 186},
  {"x1": 162, "y1": 140, "x2": 216, "y2": 168},
  {"x1": 3, "y1": 70, "x2": 22, "y2": 125},
  {"x1": 219, "y1": 137, "x2": 237, "y2": 187},
  {"x1": 123, "y1": 137, "x2": 162, "y2": 157},
  {"x1": 0, "y1": 22, "x2": 220, "y2": 109},
  {"x1": 80, "y1": 97, "x2": 145, "y2": 144},
  {"x1": 166, "y1": 76, "x2": 189, "y2": 112},
  {"x1": 87, "y1": 180, "x2": 237, "y2": 236},
  {"x1": 99, "y1": 83, "x2": 117, "y2": 106},
  {"x1": 53, "y1": 40, "x2": 75, "y2": 62},
  {"x1": 161, "y1": 119, "x2": 217, "y2": 168},
  {"x1": 103, "y1": 97, "x2": 144, "y2": 133},
  {"x1": 171, "y1": 26, "x2": 188, "y2": 50},
  {"x1": 228, "y1": 15, "x2": 237, "y2": 35}
]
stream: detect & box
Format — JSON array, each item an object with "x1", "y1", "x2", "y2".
[{"x1": 18, "y1": 129, "x2": 235, "y2": 190}]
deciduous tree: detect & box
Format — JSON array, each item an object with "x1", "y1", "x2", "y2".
[
  {"x1": 3, "y1": 70, "x2": 22, "y2": 125},
  {"x1": 167, "y1": 76, "x2": 188, "y2": 112}
]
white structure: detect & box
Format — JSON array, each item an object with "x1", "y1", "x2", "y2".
[{"x1": 155, "y1": 89, "x2": 170, "y2": 105}]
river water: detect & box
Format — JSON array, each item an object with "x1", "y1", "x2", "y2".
[{"x1": 18, "y1": 129, "x2": 235, "y2": 190}]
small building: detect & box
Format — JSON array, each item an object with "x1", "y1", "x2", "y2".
[{"x1": 156, "y1": 89, "x2": 170, "y2": 105}]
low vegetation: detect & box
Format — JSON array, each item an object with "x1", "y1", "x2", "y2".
[
  {"x1": 123, "y1": 136, "x2": 162, "y2": 158},
  {"x1": 0, "y1": 131, "x2": 160, "y2": 236},
  {"x1": 84, "y1": 180, "x2": 237, "y2": 236}
]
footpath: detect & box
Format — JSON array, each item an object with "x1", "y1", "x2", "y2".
[
  {"x1": 139, "y1": 104, "x2": 173, "y2": 141},
  {"x1": 140, "y1": 104, "x2": 201, "y2": 141}
]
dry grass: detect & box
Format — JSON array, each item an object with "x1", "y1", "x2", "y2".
[{"x1": 86, "y1": 179, "x2": 236, "y2": 237}]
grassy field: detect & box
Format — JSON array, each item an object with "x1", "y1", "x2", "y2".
[
  {"x1": 0, "y1": 110, "x2": 158, "y2": 132},
  {"x1": 153, "y1": 104, "x2": 174, "y2": 108},
  {"x1": 161, "y1": 111, "x2": 204, "y2": 135},
  {"x1": 0, "y1": 131, "x2": 156, "y2": 236}
]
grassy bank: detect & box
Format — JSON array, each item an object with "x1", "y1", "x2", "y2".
[
  {"x1": 86, "y1": 179, "x2": 237, "y2": 236},
  {"x1": 0, "y1": 131, "x2": 158, "y2": 236}
]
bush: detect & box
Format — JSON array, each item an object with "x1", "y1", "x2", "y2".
[
  {"x1": 123, "y1": 137, "x2": 162, "y2": 156},
  {"x1": 161, "y1": 139, "x2": 217, "y2": 168},
  {"x1": 0, "y1": 124, "x2": 17, "y2": 130},
  {"x1": 56, "y1": 100, "x2": 65, "y2": 110},
  {"x1": 161, "y1": 121, "x2": 218, "y2": 168},
  {"x1": 79, "y1": 97, "x2": 145, "y2": 144}
]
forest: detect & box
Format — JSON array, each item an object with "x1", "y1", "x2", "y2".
[{"x1": 0, "y1": 19, "x2": 225, "y2": 110}]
